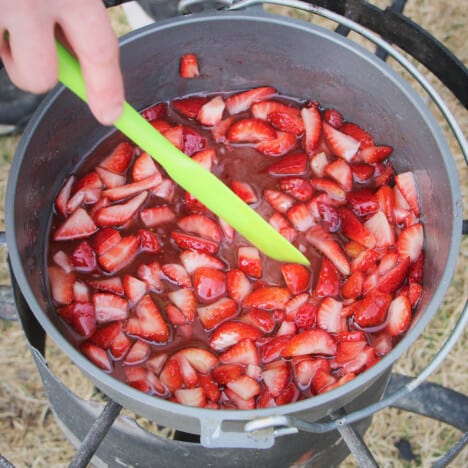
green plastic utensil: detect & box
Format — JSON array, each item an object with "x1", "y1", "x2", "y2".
[{"x1": 55, "y1": 42, "x2": 309, "y2": 265}]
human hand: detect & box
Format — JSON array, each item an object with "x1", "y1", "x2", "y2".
[{"x1": 0, "y1": 0, "x2": 124, "y2": 125}]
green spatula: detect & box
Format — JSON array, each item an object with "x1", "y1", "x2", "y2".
[{"x1": 55, "y1": 42, "x2": 309, "y2": 265}]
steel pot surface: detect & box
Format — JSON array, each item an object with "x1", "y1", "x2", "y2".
[{"x1": 6, "y1": 8, "x2": 462, "y2": 448}]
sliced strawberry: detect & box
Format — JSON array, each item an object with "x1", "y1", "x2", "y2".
[
  {"x1": 240, "y1": 309, "x2": 275, "y2": 334},
  {"x1": 150, "y1": 118, "x2": 172, "y2": 133},
  {"x1": 264, "y1": 189, "x2": 295, "y2": 213},
  {"x1": 137, "y1": 229, "x2": 161, "y2": 253},
  {"x1": 162, "y1": 264, "x2": 192, "y2": 288},
  {"x1": 294, "y1": 303, "x2": 318, "y2": 329},
  {"x1": 268, "y1": 111, "x2": 304, "y2": 135},
  {"x1": 146, "y1": 353, "x2": 169, "y2": 375},
  {"x1": 171, "y1": 231, "x2": 219, "y2": 254},
  {"x1": 275, "y1": 382, "x2": 300, "y2": 406},
  {"x1": 278, "y1": 176, "x2": 314, "y2": 202},
  {"x1": 191, "y1": 148, "x2": 217, "y2": 171},
  {"x1": 70, "y1": 241, "x2": 96, "y2": 272},
  {"x1": 293, "y1": 358, "x2": 329, "y2": 390},
  {"x1": 98, "y1": 235, "x2": 139, "y2": 274},
  {"x1": 311, "y1": 369, "x2": 337, "y2": 394},
  {"x1": 338, "y1": 207, "x2": 376, "y2": 249},
  {"x1": 211, "y1": 116, "x2": 236, "y2": 143},
  {"x1": 52, "y1": 251, "x2": 72, "y2": 273},
  {"x1": 226, "y1": 269, "x2": 252, "y2": 303},
  {"x1": 175, "y1": 354, "x2": 199, "y2": 388},
  {"x1": 179, "y1": 53, "x2": 199, "y2": 78},
  {"x1": 306, "y1": 224, "x2": 351, "y2": 276},
  {"x1": 141, "y1": 102, "x2": 167, "y2": 121},
  {"x1": 409, "y1": 252, "x2": 424, "y2": 283},
  {"x1": 177, "y1": 214, "x2": 222, "y2": 242},
  {"x1": 231, "y1": 180, "x2": 258, "y2": 204},
  {"x1": 212, "y1": 363, "x2": 244, "y2": 385},
  {"x1": 395, "y1": 171, "x2": 420, "y2": 216},
  {"x1": 243, "y1": 287, "x2": 291, "y2": 311},
  {"x1": 132, "y1": 152, "x2": 159, "y2": 182},
  {"x1": 94, "y1": 191, "x2": 148, "y2": 227},
  {"x1": 109, "y1": 331, "x2": 131, "y2": 360},
  {"x1": 55, "y1": 176, "x2": 76, "y2": 217},
  {"x1": 137, "y1": 262, "x2": 164, "y2": 292},
  {"x1": 163, "y1": 125, "x2": 184, "y2": 150},
  {"x1": 237, "y1": 246, "x2": 262, "y2": 279},
  {"x1": 269, "y1": 212, "x2": 298, "y2": 243},
  {"x1": 227, "y1": 375, "x2": 261, "y2": 400},
  {"x1": 397, "y1": 223, "x2": 424, "y2": 262},
  {"x1": 225, "y1": 87, "x2": 276, "y2": 115},
  {"x1": 175, "y1": 387, "x2": 206, "y2": 407},
  {"x1": 124, "y1": 340, "x2": 151, "y2": 365},
  {"x1": 281, "y1": 329, "x2": 336, "y2": 357},
  {"x1": 102, "y1": 174, "x2": 160, "y2": 201},
  {"x1": 256, "y1": 131, "x2": 296, "y2": 157},
  {"x1": 323, "y1": 108, "x2": 344, "y2": 128},
  {"x1": 351, "y1": 163, "x2": 375, "y2": 182},
  {"x1": 344, "y1": 240, "x2": 366, "y2": 259},
  {"x1": 265, "y1": 152, "x2": 307, "y2": 175},
  {"x1": 314, "y1": 257, "x2": 340, "y2": 297},
  {"x1": 80, "y1": 341, "x2": 112, "y2": 372},
  {"x1": 301, "y1": 106, "x2": 322, "y2": 154},
  {"x1": 220, "y1": 339, "x2": 259, "y2": 366},
  {"x1": 227, "y1": 118, "x2": 276, "y2": 143},
  {"x1": 363, "y1": 210, "x2": 395, "y2": 248},
  {"x1": 197, "y1": 297, "x2": 237, "y2": 330},
  {"x1": 167, "y1": 289, "x2": 196, "y2": 322},
  {"x1": 122, "y1": 275, "x2": 147, "y2": 304},
  {"x1": 323, "y1": 122, "x2": 360, "y2": 162},
  {"x1": 359, "y1": 145, "x2": 393, "y2": 163},
  {"x1": 58, "y1": 302, "x2": 96, "y2": 337},
  {"x1": 94, "y1": 167, "x2": 125, "y2": 189},
  {"x1": 386, "y1": 295, "x2": 412, "y2": 336},
  {"x1": 287, "y1": 203, "x2": 315, "y2": 232},
  {"x1": 374, "y1": 162, "x2": 395, "y2": 187},
  {"x1": 325, "y1": 159, "x2": 352, "y2": 191},
  {"x1": 197, "y1": 95, "x2": 225, "y2": 127},
  {"x1": 224, "y1": 387, "x2": 255, "y2": 410},
  {"x1": 251, "y1": 99, "x2": 300, "y2": 121},
  {"x1": 88, "y1": 277, "x2": 124, "y2": 296},
  {"x1": 175, "y1": 348, "x2": 218, "y2": 374},
  {"x1": 93, "y1": 293, "x2": 128, "y2": 323},
  {"x1": 339, "y1": 122, "x2": 375, "y2": 148},
  {"x1": 48, "y1": 266, "x2": 75, "y2": 305},
  {"x1": 193, "y1": 267, "x2": 226, "y2": 302},
  {"x1": 73, "y1": 280, "x2": 90, "y2": 302},
  {"x1": 338, "y1": 346, "x2": 377, "y2": 375},
  {"x1": 342, "y1": 270, "x2": 364, "y2": 299},
  {"x1": 377, "y1": 256, "x2": 410, "y2": 294},
  {"x1": 124, "y1": 366, "x2": 147, "y2": 383},
  {"x1": 183, "y1": 126, "x2": 207, "y2": 156},
  {"x1": 262, "y1": 360, "x2": 290, "y2": 397},
  {"x1": 317, "y1": 297, "x2": 346, "y2": 333},
  {"x1": 99, "y1": 142, "x2": 133, "y2": 174},
  {"x1": 160, "y1": 359, "x2": 183, "y2": 392},
  {"x1": 259, "y1": 336, "x2": 290, "y2": 364},
  {"x1": 90, "y1": 321, "x2": 122, "y2": 349},
  {"x1": 53, "y1": 208, "x2": 98, "y2": 241},
  {"x1": 209, "y1": 321, "x2": 263, "y2": 351},
  {"x1": 310, "y1": 178, "x2": 346, "y2": 204},
  {"x1": 131, "y1": 295, "x2": 170, "y2": 343},
  {"x1": 140, "y1": 206, "x2": 176, "y2": 228},
  {"x1": 408, "y1": 281, "x2": 422, "y2": 307},
  {"x1": 310, "y1": 151, "x2": 329, "y2": 177},
  {"x1": 281, "y1": 264, "x2": 310, "y2": 295},
  {"x1": 346, "y1": 189, "x2": 379, "y2": 217},
  {"x1": 351, "y1": 248, "x2": 380, "y2": 274},
  {"x1": 166, "y1": 303, "x2": 187, "y2": 326},
  {"x1": 179, "y1": 250, "x2": 225, "y2": 274},
  {"x1": 316, "y1": 199, "x2": 340, "y2": 233},
  {"x1": 276, "y1": 320, "x2": 297, "y2": 336},
  {"x1": 353, "y1": 289, "x2": 392, "y2": 328}
]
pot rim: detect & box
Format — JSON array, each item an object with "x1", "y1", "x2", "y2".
[{"x1": 6, "y1": 8, "x2": 463, "y2": 424}]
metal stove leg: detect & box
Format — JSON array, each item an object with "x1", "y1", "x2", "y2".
[{"x1": 432, "y1": 432, "x2": 468, "y2": 468}]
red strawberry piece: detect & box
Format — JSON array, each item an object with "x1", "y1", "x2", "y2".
[
  {"x1": 211, "y1": 116, "x2": 236, "y2": 143},
  {"x1": 179, "y1": 53, "x2": 199, "y2": 78},
  {"x1": 124, "y1": 340, "x2": 151, "y2": 365},
  {"x1": 237, "y1": 246, "x2": 262, "y2": 279},
  {"x1": 95, "y1": 167, "x2": 126, "y2": 189},
  {"x1": 58, "y1": 302, "x2": 96, "y2": 338},
  {"x1": 176, "y1": 348, "x2": 219, "y2": 374},
  {"x1": 209, "y1": 321, "x2": 263, "y2": 351},
  {"x1": 138, "y1": 229, "x2": 161, "y2": 253},
  {"x1": 90, "y1": 321, "x2": 122, "y2": 349},
  {"x1": 346, "y1": 189, "x2": 379, "y2": 217},
  {"x1": 227, "y1": 375, "x2": 261, "y2": 400},
  {"x1": 373, "y1": 332, "x2": 392, "y2": 356},
  {"x1": 70, "y1": 241, "x2": 96, "y2": 272},
  {"x1": 377, "y1": 256, "x2": 410, "y2": 294},
  {"x1": 269, "y1": 212, "x2": 298, "y2": 243},
  {"x1": 275, "y1": 382, "x2": 300, "y2": 406},
  {"x1": 294, "y1": 303, "x2": 318, "y2": 329},
  {"x1": 395, "y1": 171, "x2": 420, "y2": 216},
  {"x1": 80, "y1": 341, "x2": 112, "y2": 372},
  {"x1": 359, "y1": 145, "x2": 393, "y2": 163},
  {"x1": 109, "y1": 331, "x2": 131, "y2": 360},
  {"x1": 167, "y1": 289, "x2": 196, "y2": 322},
  {"x1": 102, "y1": 173, "x2": 160, "y2": 201},
  {"x1": 256, "y1": 131, "x2": 296, "y2": 157},
  {"x1": 278, "y1": 176, "x2": 314, "y2": 202},
  {"x1": 123, "y1": 275, "x2": 147, "y2": 304},
  {"x1": 48, "y1": 266, "x2": 75, "y2": 304},
  {"x1": 293, "y1": 357, "x2": 330, "y2": 390},
  {"x1": 180, "y1": 250, "x2": 225, "y2": 274},
  {"x1": 175, "y1": 355, "x2": 199, "y2": 388},
  {"x1": 265, "y1": 152, "x2": 307, "y2": 176},
  {"x1": 397, "y1": 223, "x2": 424, "y2": 262},
  {"x1": 72, "y1": 172, "x2": 102, "y2": 197},
  {"x1": 124, "y1": 366, "x2": 147, "y2": 383},
  {"x1": 337, "y1": 330, "x2": 367, "y2": 342},
  {"x1": 193, "y1": 267, "x2": 226, "y2": 302},
  {"x1": 133, "y1": 295, "x2": 170, "y2": 343},
  {"x1": 311, "y1": 369, "x2": 337, "y2": 394},
  {"x1": 55, "y1": 176, "x2": 75, "y2": 217},
  {"x1": 339, "y1": 346, "x2": 377, "y2": 375},
  {"x1": 171, "y1": 231, "x2": 219, "y2": 254},
  {"x1": 196, "y1": 374, "x2": 220, "y2": 402},
  {"x1": 408, "y1": 281, "x2": 422, "y2": 307},
  {"x1": 310, "y1": 178, "x2": 346, "y2": 204},
  {"x1": 137, "y1": 262, "x2": 164, "y2": 292},
  {"x1": 220, "y1": 339, "x2": 259, "y2": 366},
  {"x1": 316, "y1": 200, "x2": 340, "y2": 233},
  {"x1": 363, "y1": 210, "x2": 395, "y2": 248},
  {"x1": 268, "y1": 111, "x2": 304, "y2": 135},
  {"x1": 377, "y1": 252, "x2": 399, "y2": 276},
  {"x1": 177, "y1": 214, "x2": 222, "y2": 243},
  {"x1": 323, "y1": 122, "x2": 360, "y2": 162},
  {"x1": 342, "y1": 270, "x2": 364, "y2": 299},
  {"x1": 251, "y1": 99, "x2": 300, "y2": 121},
  {"x1": 140, "y1": 206, "x2": 176, "y2": 228},
  {"x1": 339, "y1": 122, "x2": 375, "y2": 148},
  {"x1": 409, "y1": 252, "x2": 424, "y2": 283},
  {"x1": 166, "y1": 303, "x2": 187, "y2": 325},
  {"x1": 98, "y1": 235, "x2": 139, "y2": 274},
  {"x1": 99, "y1": 142, "x2": 133, "y2": 175},
  {"x1": 152, "y1": 179, "x2": 176, "y2": 202},
  {"x1": 53, "y1": 208, "x2": 98, "y2": 241},
  {"x1": 184, "y1": 192, "x2": 207, "y2": 214},
  {"x1": 386, "y1": 295, "x2": 412, "y2": 336},
  {"x1": 64, "y1": 190, "x2": 85, "y2": 214},
  {"x1": 73, "y1": 280, "x2": 90, "y2": 302},
  {"x1": 351, "y1": 163, "x2": 375, "y2": 182},
  {"x1": 282, "y1": 329, "x2": 337, "y2": 357},
  {"x1": 132, "y1": 152, "x2": 160, "y2": 182},
  {"x1": 146, "y1": 353, "x2": 168, "y2": 375},
  {"x1": 225, "y1": 87, "x2": 276, "y2": 115},
  {"x1": 182, "y1": 126, "x2": 207, "y2": 156},
  {"x1": 212, "y1": 363, "x2": 244, "y2": 385},
  {"x1": 375, "y1": 185, "x2": 396, "y2": 224},
  {"x1": 317, "y1": 297, "x2": 346, "y2": 333},
  {"x1": 323, "y1": 108, "x2": 344, "y2": 128},
  {"x1": 259, "y1": 336, "x2": 290, "y2": 364},
  {"x1": 175, "y1": 387, "x2": 206, "y2": 407},
  {"x1": 150, "y1": 119, "x2": 172, "y2": 133},
  {"x1": 338, "y1": 207, "x2": 376, "y2": 249},
  {"x1": 226, "y1": 269, "x2": 252, "y2": 303},
  {"x1": 264, "y1": 189, "x2": 295, "y2": 213},
  {"x1": 224, "y1": 387, "x2": 255, "y2": 410},
  {"x1": 191, "y1": 148, "x2": 217, "y2": 171},
  {"x1": 374, "y1": 162, "x2": 395, "y2": 187},
  {"x1": 276, "y1": 320, "x2": 297, "y2": 336},
  {"x1": 141, "y1": 102, "x2": 167, "y2": 121},
  {"x1": 243, "y1": 287, "x2": 291, "y2": 311},
  {"x1": 227, "y1": 118, "x2": 277, "y2": 143},
  {"x1": 335, "y1": 339, "x2": 367, "y2": 364},
  {"x1": 310, "y1": 151, "x2": 329, "y2": 177},
  {"x1": 306, "y1": 224, "x2": 351, "y2": 276},
  {"x1": 231, "y1": 180, "x2": 258, "y2": 204},
  {"x1": 88, "y1": 277, "x2": 124, "y2": 296},
  {"x1": 94, "y1": 191, "x2": 148, "y2": 227},
  {"x1": 262, "y1": 360, "x2": 290, "y2": 397},
  {"x1": 281, "y1": 264, "x2": 310, "y2": 295},
  {"x1": 344, "y1": 240, "x2": 366, "y2": 259},
  {"x1": 240, "y1": 309, "x2": 275, "y2": 334},
  {"x1": 93, "y1": 293, "x2": 128, "y2": 323},
  {"x1": 163, "y1": 125, "x2": 184, "y2": 150},
  {"x1": 351, "y1": 248, "x2": 380, "y2": 273},
  {"x1": 257, "y1": 388, "x2": 275, "y2": 408},
  {"x1": 353, "y1": 289, "x2": 392, "y2": 328},
  {"x1": 197, "y1": 297, "x2": 237, "y2": 330},
  {"x1": 162, "y1": 264, "x2": 192, "y2": 288},
  {"x1": 53, "y1": 250, "x2": 72, "y2": 273},
  {"x1": 91, "y1": 228, "x2": 121, "y2": 257},
  {"x1": 314, "y1": 257, "x2": 341, "y2": 297},
  {"x1": 197, "y1": 95, "x2": 225, "y2": 127},
  {"x1": 301, "y1": 106, "x2": 322, "y2": 154},
  {"x1": 287, "y1": 203, "x2": 315, "y2": 232},
  {"x1": 160, "y1": 359, "x2": 183, "y2": 392},
  {"x1": 325, "y1": 159, "x2": 352, "y2": 191}
]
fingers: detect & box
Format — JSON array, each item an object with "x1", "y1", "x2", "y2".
[{"x1": 57, "y1": 0, "x2": 124, "y2": 125}]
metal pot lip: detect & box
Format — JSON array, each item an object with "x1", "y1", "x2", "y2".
[{"x1": 6, "y1": 9, "x2": 463, "y2": 423}]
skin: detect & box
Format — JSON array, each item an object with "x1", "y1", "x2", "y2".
[{"x1": 0, "y1": 0, "x2": 124, "y2": 125}]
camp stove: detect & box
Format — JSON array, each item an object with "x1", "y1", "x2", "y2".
[{"x1": 0, "y1": 1, "x2": 467, "y2": 467}]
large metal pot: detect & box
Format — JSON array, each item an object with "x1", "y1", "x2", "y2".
[{"x1": 5, "y1": 5, "x2": 462, "y2": 451}]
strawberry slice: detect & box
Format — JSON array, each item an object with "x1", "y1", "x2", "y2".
[
  {"x1": 94, "y1": 191, "x2": 148, "y2": 227},
  {"x1": 132, "y1": 152, "x2": 160, "y2": 182},
  {"x1": 323, "y1": 122, "x2": 360, "y2": 162},
  {"x1": 212, "y1": 363, "x2": 244, "y2": 385},
  {"x1": 166, "y1": 303, "x2": 187, "y2": 325},
  {"x1": 323, "y1": 108, "x2": 344, "y2": 128},
  {"x1": 150, "y1": 119, "x2": 172, "y2": 133},
  {"x1": 259, "y1": 336, "x2": 290, "y2": 364},
  {"x1": 397, "y1": 223, "x2": 424, "y2": 262},
  {"x1": 167, "y1": 289, "x2": 196, "y2": 322},
  {"x1": 293, "y1": 358, "x2": 329, "y2": 389},
  {"x1": 225, "y1": 87, "x2": 276, "y2": 115},
  {"x1": 140, "y1": 206, "x2": 176, "y2": 227},
  {"x1": 227, "y1": 375, "x2": 261, "y2": 400},
  {"x1": 342, "y1": 270, "x2": 364, "y2": 299},
  {"x1": 325, "y1": 159, "x2": 352, "y2": 191},
  {"x1": 275, "y1": 382, "x2": 300, "y2": 406},
  {"x1": 162, "y1": 264, "x2": 192, "y2": 288},
  {"x1": 311, "y1": 369, "x2": 337, "y2": 394},
  {"x1": 251, "y1": 100, "x2": 300, "y2": 121},
  {"x1": 93, "y1": 293, "x2": 128, "y2": 323},
  {"x1": 386, "y1": 295, "x2": 412, "y2": 336},
  {"x1": 175, "y1": 348, "x2": 218, "y2": 374},
  {"x1": 240, "y1": 309, "x2": 275, "y2": 334},
  {"x1": 197, "y1": 297, "x2": 237, "y2": 330},
  {"x1": 377, "y1": 256, "x2": 410, "y2": 294},
  {"x1": 339, "y1": 122, "x2": 375, "y2": 148},
  {"x1": 175, "y1": 387, "x2": 206, "y2": 407},
  {"x1": 294, "y1": 303, "x2": 318, "y2": 329},
  {"x1": 278, "y1": 176, "x2": 314, "y2": 202},
  {"x1": 177, "y1": 214, "x2": 222, "y2": 242},
  {"x1": 256, "y1": 131, "x2": 296, "y2": 157},
  {"x1": 197, "y1": 95, "x2": 225, "y2": 127},
  {"x1": 55, "y1": 176, "x2": 76, "y2": 217},
  {"x1": 226, "y1": 269, "x2": 252, "y2": 303},
  {"x1": 48, "y1": 266, "x2": 75, "y2": 304},
  {"x1": 123, "y1": 275, "x2": 147, "y2": 304},
  {"x1": 346, "y1": 189, "x2": 379, "y2": 217},
  {"x1": 287, "y1": 203, "x2": 315, "y2": 232},
  {"x1": 191, "y1": 148, "x2": 217, "y2": 171},
  {"x1": 209, "y1": 321, "x2": 263, "y2": 351},
  {"x1": 99, "y1": 142, "x2": 133, "y2": 174},
  {"x1": 211, "y1": 116, "x2": 236, "y2": 143},
  {"x1": 183, "y1": 127, "x2": 207, "y2": 156},
  {"x1": 310, "y1": 178, "x2": 346, "y2": 204},
  {"x1": 80, "y1": 342, "x2": 112, "y2": 372},
  {"x1": 243, "y1": 287, "x2": 291, "y2": 311},
  {"x1": 58, "y1": 302, "x2": 96, "y2": 338},
  {"x1": 160, "y1": 359, "x2": 183, "y2": 392},
  {"x1": 269, "y1": 213, "x2": 298, "y2": 243},
  {"x1": 88, "y1": 277, "x2": 124, "y2": 296},
  {"x1": 53, "y1": 208, "x2": 98, "y2": 241},
  {"x1": 179, "y1": 250, "x2": 225, "y2": 274},
  {"x1": 395, "y1": 171, "x2": 420, "y2": 216},
  {"x1": 109, "y1": 331, "x2": 131, "y2": 360},
  {"x1": 262, "y1": 360, "x2": 290, "y2": 397},
  {"x1": 364, "y1": 210, "x2": 395, "y2": 248},
  {"x1": 141, "y1": 102, "x2": 167, "y2": 121},
  {"x1": 220, "y1": 339, "x2": 259, "y2": 366},
  {"x1": 162, "y1": 125, "x2": 184, "y2": 150},
  {"x1": 301, "y1": 106, "x2": 322, "y2": 154},
  {"x1": 317, "y1": 297, "x2": 346, "y2": 333},
  {"x1": 281, "y1": 264, "x2": 310, "y2": 295},
  {"x1": 306, "y1": 224, "x2": 351, "y2": 276},
  {"x1": 73, "y1": 280, "x2": 90, "y2": 302},
  {"x1": 138, "y1": 229, "x2": 161, "y2": 253},
  {"x1": 358, "y1": 145, "x2": 393, "y2": 163},
  {"x1": 314, "y1": 257, "x2": 340, "y2": 297},
  {"x1": 171, "y1": 231, "x2": 219, "y2": 254},
  {"x1": 137, "y1": 262, "x2": 164, "y2": 292},
  {"x1": 351, "y1": 163, "x2": 375, "y2": 182},
  {"x1": 179, "y1": 53, "x2": 199, "y2": 78},
  {"x1": 95, "y1": 167, "x2": 126, "y2": 189},
  {"x1": 409, "y1": 252, "x2": 424, "y2": 283},
  {"x1": 237, "y1": 246, "x2": 262, "y2": 278},
  {"x1": 282, "y1": 328, "x2": 336, "y2": 357},
  {"x1": 353, "y1": 289, "x2": 392, "y2": 328},
  {"x1": 264, "y1": 189, "x2": 295, "y2": 213},
  {"x1": 310, "y1": 151, "x2": 329, "y2": 177},
  {"x1": 224, "y1": 387, "x2": 255, "y2": 410},
  {"x1": 193, "y1": 267, "x2": 226, "y2": 302},
  {"x1": 227, "y1": 118, "x2": 277, "y2": 143},
  {"x1": 230, "y1": 180, "x2": 258, "y2": 204},
  {"x1": 89, "y1": 321, "x2": 122, "y2": 349},
  {"x1": 102, "y1": 174, "x2": 161, "y2": 201},
  {"x1": 131, "y1": 295, "x2": 170, "y2": 343},
  {"x1": 268, "y1": 111, "x2": 304, "y2": 135},
  {"x1": 338, "y1": 207, "x2": 376, "y2": 249},
  {"x1": 265, "y1": 152, "x2": 307, "y2": 175},
  {"x1": 98, "y1": 235, "x2": 139, "y2": 274},
  {"x1": 124, "y1": 340, "x2": 151, "y2": 365},
  {"x1": 70, "y1": 241, "x2": 96, "y2": 272},
  {"x1": 316, "y1": 200, "x2": 340, "y2": 233}
]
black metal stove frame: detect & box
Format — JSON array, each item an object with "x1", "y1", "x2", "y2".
[{"x1": 1, "y1": 1, "x2": 467, "y2": 466}]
